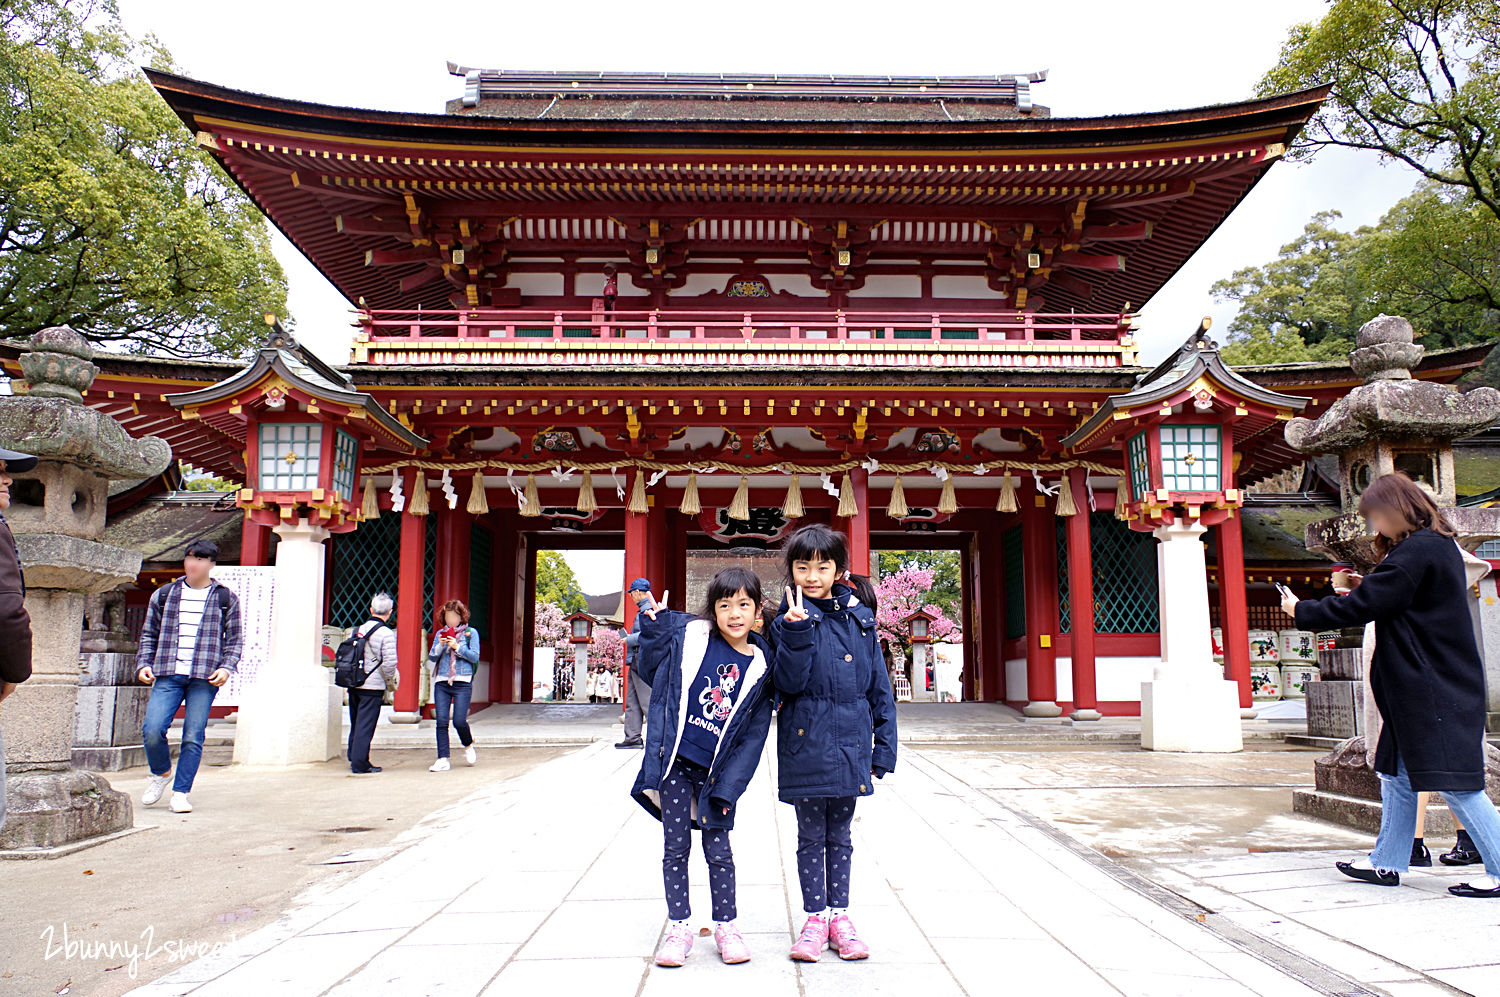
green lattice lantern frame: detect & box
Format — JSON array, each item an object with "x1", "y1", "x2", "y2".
[
  {"x1": 1121, "y1": 413, "x2": 1241, "y2": 529},
  {"x1": 242, "y1": 413, "x2": 369, "y2": 534}
]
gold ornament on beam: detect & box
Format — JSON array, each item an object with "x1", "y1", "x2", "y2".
[
  {"x1": 937, "y1": 475, "x2": 958, "y2": 515},
  {"x1": 360, "y1": 476, "x2": 379, "y2": 521},
  {"x1": 728, "y1": 475, "x2": 751, "y2": 521},
  {"x1": 520, "y1": 474, "x2": 542, "y2": 517},
  {"x1": 408, "y1": 471, "x2": 430, "y2": 516},
  {"x1": 886, "y1": 475, "x2": 910, "y2": 519},
  {"x1": 467, "y1": 471, "x2": 489, "y2": 516},
  {"x1": 1114, "y1": 477, "x2": 1130, "y2": 521},
  {"x1": 577, "y1": 470, "x2": 598, "y2": 514},
  {"x1": 627, "y1": 470, "x2": 649, "y2": 515},
  {"x1": 679, "y1": 472, "x2": 702, "y2": 516},
  {"x1": 996, "y1": 471, "x2": 1018, "y2": 513},
  {"x1": 782, "y1": 475, "x2": 805, "y2": 519},
  {"x1": 1055, "y1": 475, "x2": 1078, "y2": 517},
  {"x1": 837, "y1": 473, "x2": 858, "y2": 518}
]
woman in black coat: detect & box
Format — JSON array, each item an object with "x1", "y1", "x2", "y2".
[{"x1": 1282, "y1": 472, "x2": 1500, "y2": 898}]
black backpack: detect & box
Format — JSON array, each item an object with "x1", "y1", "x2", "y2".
[{"x1": 334, "y1": 620, "x2": 389, "y2": 689}]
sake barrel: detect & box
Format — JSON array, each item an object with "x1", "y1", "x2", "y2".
[
  {"x1": 1316, "y1": 631, "x2": 1339, "y2": 653},
  {"x1": 1281, "y1": 663, "x2": 1319, "y2": 700},
  {"x1": 1211, "y1": 627, "x2": 1225, "y2": 662},
  {"x1": 1250, "y1": 663, "x2": 1283, "y2": 701},
  {"x1": 1248, "y1": 629, "x2": 1280, "y2": 662},
  {"x1": 1278, "y1": 629, "x2": 1316, "y2": 663}
]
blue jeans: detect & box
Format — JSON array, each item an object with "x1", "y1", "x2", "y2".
[
  {"x1": 432, "y1": 679, "x2": 473, "y2": 758},
  {"x1": 1369, "y1": 756, "x2": 1500, "y2": 877},
  {"x1": 142, "y1": 673, "x2": 219, "y2": 793}
]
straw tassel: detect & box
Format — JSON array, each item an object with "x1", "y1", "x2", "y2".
[
  {"x1": 728, "y1": 475, "x2": 751, "y2": 521},
  {"x1": 1114, "y1": 476, "x2": 1131, "y2": 521},
  {"x1": 886, "y1": 475, "x2": 910, "y2": 519},
  {"x1": 996, "y1": 472, "x2": 1018, "y2": 513},
  {"x1": 837, "y1": 473, "x2": 858, "y2": 518},
  {"x1": 679, "y1": 472, "x2": 701, "y2": 516},
  {"x1": 360, "y1": 476, "x2": 379, "y2": 520},
  {"x1": 781, "y1": 475, "x2": 804, "y2": 519},
  {"x1": 408, "y1": 471, "x2": 430, "y2": 516},
  {"x1": 1055, "y1": 475, "x2": 1079, "y2": 517},
  {"x1": 937, "y1": 475, "x2": 958, "y2": 515},
  {"x1": 577, "y1": 471, "x2": 598, "y2": 514},
  {"x1": 466, "y1": 471, "x2": 490, "y2": 515},
  {"x1": 627, "y1": 470, "x2": 649, "y2": 515},
  {"x1": 520, "y1": 474, "x2": 541, "y2": 517}
]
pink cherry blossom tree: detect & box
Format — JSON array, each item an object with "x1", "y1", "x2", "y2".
[{"x1": 874, "y1": 566, "x2": 961, "y2": 661}]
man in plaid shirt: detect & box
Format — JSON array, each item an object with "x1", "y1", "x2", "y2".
[{"x1": 136, "y1": 540, "x2": 243, "y2": 814}]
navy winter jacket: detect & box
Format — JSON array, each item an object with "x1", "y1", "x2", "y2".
[
  {"x1": 628, "y1": 610, "x2": 775, "y2": 830},
  {"x1": 771, "y1": 584, "x2": 898, "y2": 802}
]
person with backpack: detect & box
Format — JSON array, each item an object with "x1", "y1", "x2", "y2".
[
  {"x1": 339, "y1": 592, "x2": 398, "y2": 774},
  {"x1": 136, "y1": 540, "x2": 243, "y2": 814},
  {"x1": 427, "y1": 599, "x2": 481, "y2": 772}
]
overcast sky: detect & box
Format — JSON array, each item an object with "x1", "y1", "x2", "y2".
[{"x1": 115, "y1": 0, "x2": 1421, "y2": 594}]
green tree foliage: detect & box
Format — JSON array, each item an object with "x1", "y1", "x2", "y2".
[
  {"x1": 1217, "y1": 188, "x2": 1500, "y2": 364},
  {"x1": 0, "y1": 0, "x2": 289, "y2": 357},
  {"x1": 535, "y1": 550, "x2": 587, "y2": 613},
  {"x1": 876, "y1": 549, "x2": 962, "y2": 619},
  {"x1": 1259, "y1": 0, "x2": 1500, "y2": 224}
]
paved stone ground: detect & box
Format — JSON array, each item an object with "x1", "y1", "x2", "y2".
[{"x1": 114, "y1": 734, "x2": 1441, "y2": 997}]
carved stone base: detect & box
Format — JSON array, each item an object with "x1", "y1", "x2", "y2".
[
  {"x1": 1294, "y1": 736, "x2": 1500, "y2": 834},
  {"x1": 1, "y1": 769, "x2": 133, "y2": 853}
]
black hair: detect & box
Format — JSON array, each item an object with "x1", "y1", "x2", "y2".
[
  {"x1": 185, "y1": 539, "x2": 220, "y2": 562},
  {"x1": 780, "y1": 523, "x2": 879, "y2": 611},
  {"x1": 700, "y1": 566, "x2": 763, "y2": 621}
]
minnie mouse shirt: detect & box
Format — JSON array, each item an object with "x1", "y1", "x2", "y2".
[{"x1": 677, "y1": 631, "x2": 752, "y2": 768}]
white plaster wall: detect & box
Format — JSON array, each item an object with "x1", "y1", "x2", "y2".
[
  {"x1": 848, "y1": 275, "x2": 922, "y2": 298},
  {"x1": 1005, "y1": 656, "x2": 1156, "y2": 704}
]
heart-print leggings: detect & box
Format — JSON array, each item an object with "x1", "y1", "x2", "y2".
[
  {"x1": 792, "y1": 796, "x2": 857, "y2": 912},
  {"x1": 660, "y1": 757, "x2": 737, "y2": 921}
]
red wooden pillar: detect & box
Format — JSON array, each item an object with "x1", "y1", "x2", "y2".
[
  {"x1": 1217, "y1": 511, "x2": 1253, "y2": 712},
  {"x1": 241, "y1": 519, "x2": 273, "y2": 566},
  {"x1": 434, "y1": 501, "x2": 472, "y2": 610},
  {"x1": 976, "y1": 529, "x2": 1005, "y2": 702},
  {"x1": 622, "y1": 503, "x2": 652, "y2": 705},
  {"x1": 959, "y1": 541, "x2": 977, "y2": 701},
  {"x1": 1019, "y1": 475, "x2": 1062, "y2": 716},
  {"x1": 647, "y1": 501, "x2": 668, "y2": 607},
  {"x1": 1064, "y1": 469, "x2": 1101, "y2": 720},
  {"x1": 519, "y1": 537, "x2": 536, "y2": 702},
  {"x1": 663, "y1": 509, "x2": 688, "y2": 611},
  {"x1": 393, "y1": 469, "x2": 426, "y2": 715},
  {"x1": 489, "y1": 512, "x2": 520, "y2": 703},
  {"x1": 844, "y1": 468, "x2": 871, "y2": 576}
]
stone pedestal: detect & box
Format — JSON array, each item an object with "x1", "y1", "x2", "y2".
[
  {"x1": 233, "y1": 520, "x2": 342, "y2": 766},
  {"x1": 72, "y1": 626, "x2": 150, "y2": 771},
  {"x1": 572, "y1": 645, "x2": 590, "y2": 703},
  {"x1": 1140, "y1": 521, "x2": 1243, "y2": 753},
  {"x1": 1306, "y1": 641, "x2": 1365, "y2": 741},
  {"x1": 1475, "y1": 575, "x2": 1500, "y2": 734},
  {"x1": 1293, "y1": 737, "x2": 1500, "y2": 834}
]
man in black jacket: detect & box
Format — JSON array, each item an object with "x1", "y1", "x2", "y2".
[{"x1": 0, "y1": 446, "x2": 38, "y2": 831}]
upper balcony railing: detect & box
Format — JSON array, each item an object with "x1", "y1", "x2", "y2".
[{"x1": 349, "y1": 307, "x2": 1138, "y2": 368}]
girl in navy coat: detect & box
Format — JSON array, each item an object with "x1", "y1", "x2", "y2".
[
  {"x1": 629, "y1": 567, "x2": 776, "y2": 966},
  {"x1": 771, "y1": 523, "x2": 898, "y2": 962}
]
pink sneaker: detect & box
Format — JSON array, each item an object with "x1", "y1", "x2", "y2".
[
  {"x1": 714, "y1": 921, "x2": 751, "y2": 964},
  {"x1": 828, "y1": 914, "x2": 869, "y2": 960},
  {"x1": 789, "y1": 914, "x2": 829, "y2": 961},
  {"x1": 655, "y1": 922, "x2": 694, "y2": 967}
]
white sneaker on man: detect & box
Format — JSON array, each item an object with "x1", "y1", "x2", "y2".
[
  {"x1": 429, "y1": 757, "x2": 450, "y2": 772},
  {"x1": 464, "y1": 746, "x2": 477, "y2": 766},
  {"x1": 169, "y1": 792, "x2": 193, "y2": 813},
  {"x1": 142, "y1": 774, "x2": 170, "y2": 806}
]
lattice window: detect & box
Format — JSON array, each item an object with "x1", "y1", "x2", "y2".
[
  {"x1": 331, "y1": 430, "x2": 358, "y2": 501},
  {"x1": 469, "y1": 523, "x2": 493, "y2": 640},
  {"x1": 1160, "y1": 424, "x2": 1221, "y2": 493},
  {"x1": 259, "y1": 423, "x2": 322, "y2": 491},
  {"x1": 1477, "y1": 539, "x2": 1500, "y2": 559},
  {"x1": 423, "y1": 515, "x2": 437, "y2": 626},
  {"x1": 1003, "y1": 527, "x2": 1026, "y2": 638},
  {"x1": 329, "y1": 510, "x2": 401, "y2": 629},
  {"x1": 1057, "y1": 513, "x2": 1159, "y2": 634},
  {"x1": 1127, "y1": 430, "x2": 1151, "y2": 500}
]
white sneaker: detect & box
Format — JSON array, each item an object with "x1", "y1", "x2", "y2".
[
  {"x1": 142, "y1": 774, "x2": 170, "y2": 806},
  {"x1": 429, "y1": 757, "x2": 450, "y2": 772},
  {"x1": 169, "y1": 792, "x2": 193, "y2": 813},
  {"x1": 464, "y1": 746, "x2": 477, "y2": 766}
]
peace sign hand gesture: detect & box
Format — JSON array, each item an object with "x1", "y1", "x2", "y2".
[
  {"x1": 643, "y1": 590, "x2": 667, "y2": 621},
  {"x1": 783, "y1": 585, "x2": 809, "y2": 623}
]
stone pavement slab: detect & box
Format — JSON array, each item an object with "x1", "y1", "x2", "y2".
[{"x1": 121, "y1": 737, "x2": 1377, "y2": 997}]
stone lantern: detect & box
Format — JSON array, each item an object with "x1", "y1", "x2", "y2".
[
  {"x1": 1285, "y1": 314, "x2": 1500, "y2": 832},
  {"x1": 903, "y1": 609, "x2": 937, "y2": 701},
  {"x1": 0, "y1": 327, "x2": 171, "y2": 853},
  {"x1": 565, "y1": 612, "x2": 595, "y2": 703},
  {"x1": 1063, "y1": 326, "x2": 1310, "y2": 752},
  {"x1": 166, "y1": 323, "x2": 425, "y2": 765}
]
